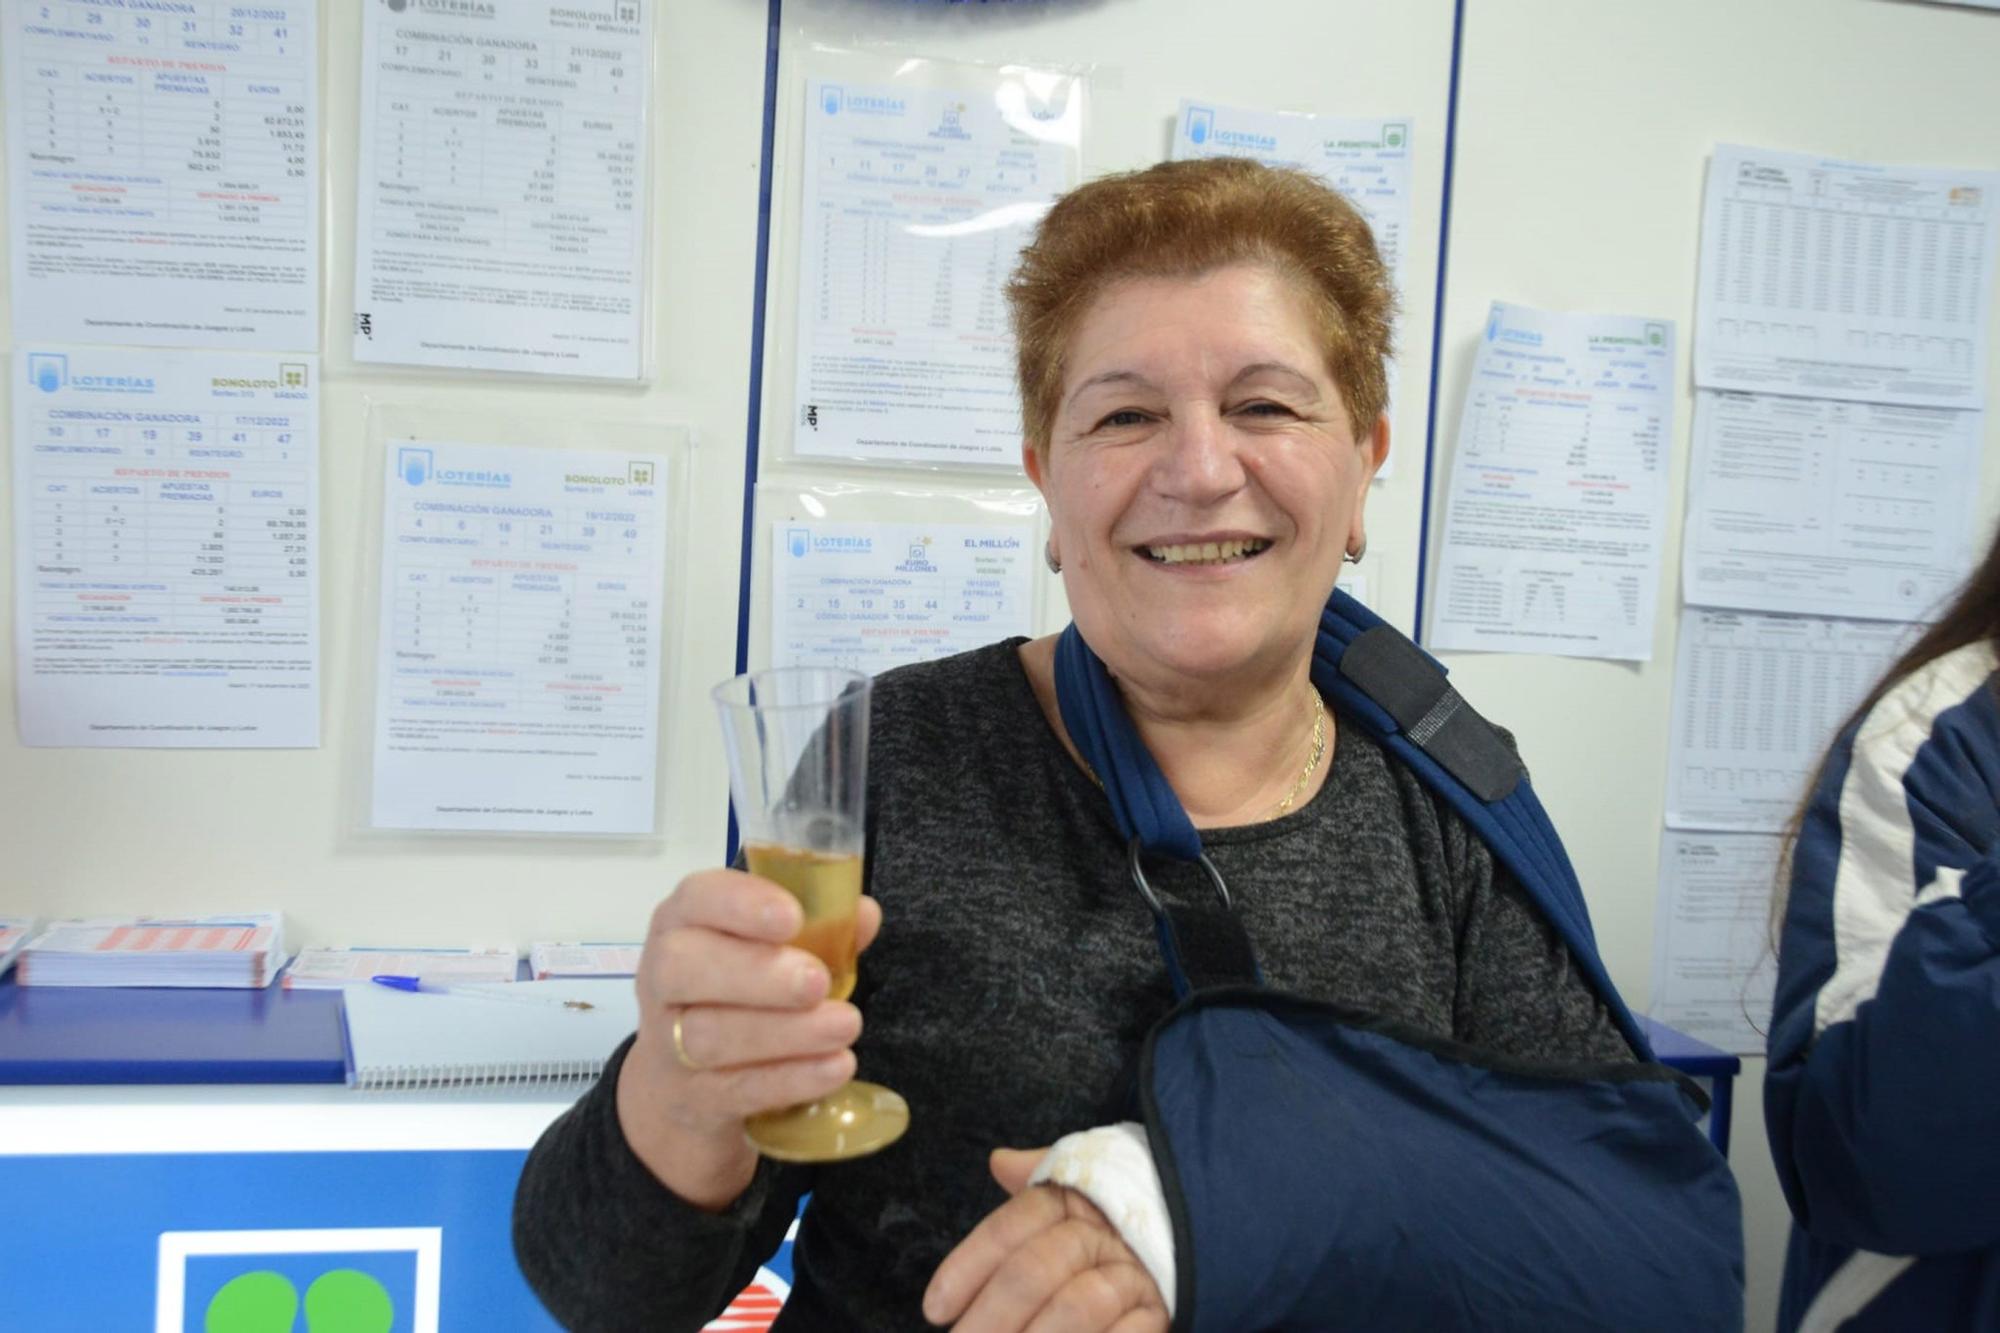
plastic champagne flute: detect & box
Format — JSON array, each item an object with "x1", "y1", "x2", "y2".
[{"x1": 713, "y1": 666, "x2": 909, "y2": 1162}]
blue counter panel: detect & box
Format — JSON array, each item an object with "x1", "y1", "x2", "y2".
[
  {"x1": 0, "y1": 976, "x2": 348, "y2": 1084},
  {"x1": 0, "y1": 1148, "x2": 798, "y2": 1331}
]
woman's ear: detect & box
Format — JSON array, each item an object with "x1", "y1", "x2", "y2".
[
  {"x1": 1344, "y1": 415, "x2": 1389, "y2": 561},
  {"x1": 1022, "y1": 440, "x2": 1049, "y2": 494},
  {"x1": 1361, "y1": 413, "x2": 1390, "y2": 486}
]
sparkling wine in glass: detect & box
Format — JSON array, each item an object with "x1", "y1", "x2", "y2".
[{"x1": 713, "y1": 666, "x2": 908, "y2": 1163}]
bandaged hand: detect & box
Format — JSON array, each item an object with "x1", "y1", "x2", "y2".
[{"x1": 923, "y1": 1146, "x2": 1170, "y2": 1333}]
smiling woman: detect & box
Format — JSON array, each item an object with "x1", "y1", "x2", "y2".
[
  {"x1": 512, "y1": 158, "x2": 1740, "y2": 1333},
  {"x1": 1021, "y1": 264, "x2": 1383, "y2": 821},
  {"x1": 1009, "y1": 161, "x2": 1394, "y2": 826}
]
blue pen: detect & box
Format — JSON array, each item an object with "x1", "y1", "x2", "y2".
[{"x1": 370, "y1": 974, "x2": 595, "y2": 1011}]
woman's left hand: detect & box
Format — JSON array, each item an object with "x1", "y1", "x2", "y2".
[{"x1": 923, "y1": 1147, "x2": 1170, "y2": 1332}]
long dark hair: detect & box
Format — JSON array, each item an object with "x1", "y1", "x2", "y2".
[{"x1": 1772, "y1": 519, "x2": 2000, "y2": 932}]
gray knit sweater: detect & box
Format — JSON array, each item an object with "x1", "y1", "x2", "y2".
[{"x1": 513, "y1": 639, "x2": 1634, "y2": 1331}]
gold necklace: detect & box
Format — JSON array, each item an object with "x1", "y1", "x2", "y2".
[
  {"x1": 1268, "y1": 688, "x2": 1327, "y2": 819},
  {"x1": 1075, "y1": 687, "x2": 1328, "y2": 823}
]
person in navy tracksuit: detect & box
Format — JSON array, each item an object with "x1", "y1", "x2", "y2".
[{"x1": 1767, "y1": 525, "x2": 2000, "y2": 1332}]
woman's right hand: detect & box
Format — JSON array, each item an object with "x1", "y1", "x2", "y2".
[{"x1": 615, "y1": 867, "x2": 881, "y2": 1211}]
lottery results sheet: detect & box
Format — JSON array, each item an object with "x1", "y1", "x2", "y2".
[
  {"x1": 371, "y1": 441, "x2": 669, "y2": 835},
  {"x1": 1428, "y1": 302, "x2": 1676, "y2": 662},
  {"x1": 1695, "y1": 143, "x2": 1998, "y2": 410},
  {"x1": 3, "y1": 0, "x2": 319, "y2": 349},
  {"x1": 1663, "y1": 608, "x2": 1913, "y2": 834},
  {"x1": 1168, "y1": 104, "x2": 1424, "y2": 478},
  {"x1": 1172, "y1": 102, "x2": 1413, "y2": 308},
  {"x1": 13, "y1": 347, "x2": 318, "y2": 747},
  {"x1": 1681, "y1": 390, "x2": 1983, "y2": 622},
  {"x1": 1171, "y1": 100, "x2": 1413, "y2": 474},
  {"x1": 769, "y1": 520, "x2": 1034, "y2": 675},
  {"x1": 792, "y1": 73, "x2": 1082, "y2": 467},
  {"x1": 353, "y1": 0, "x2": 651, "y2": 379}
]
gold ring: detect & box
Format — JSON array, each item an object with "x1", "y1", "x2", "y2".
[{"x1": 670, "y1": 1009, "x2": 702, "y2": 1072}]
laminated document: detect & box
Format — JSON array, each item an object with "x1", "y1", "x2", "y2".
[
  {"x1": 770, "y1": 520, "x2": 1035, "y2": 675},
  {"x1": 370, "y1": 440, "x2": 670, "y2": 834},
  {"x1": 353, "y1": 0, "x2": 651, "y2": 378},
  {"x1": 792, "y1": 70, "x2": 1082, "y2": 467},
  {"x1": 3, "y1": 0, "x2": 319, "y2": 350},
  {"x1": 1428, "y1": 302, "x2": 1676, "y2": 661},
  {"x1": 1694, "y1": 144, "x2": 1999, "y2": 409},
  {"x1": 1649, "y1": 832, "x2": 1782, "y2": 1055},
  {"x1": 1172, "y1": 100, "x2": 1414, "y2": 475},
  {"x1": 12, "y1": 347, "x2": 319, "y2": 747},
  {"x1": 1173, "y1": 102, "x2": 1413, "y2": 320}
]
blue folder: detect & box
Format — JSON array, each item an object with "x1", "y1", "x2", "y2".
[{"x1": 0, "y1": 974, "x2": 348, "y2": 1084}]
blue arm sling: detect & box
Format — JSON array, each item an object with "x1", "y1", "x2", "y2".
[{"x1": 1053, "y1": 588, "x2": 1744, "y2": 1332}]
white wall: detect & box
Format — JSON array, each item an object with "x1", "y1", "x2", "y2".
[
  {"x1": 5, "y1": 1, "x2": 2000, "y2": 1327},
  {"x1": 1432, "y1": 2, "x2": 2000, "y2": 1326}
]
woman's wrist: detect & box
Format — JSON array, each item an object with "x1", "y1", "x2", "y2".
[{"x1": 614, "y1": 1035, "x2": 760, "y2": 1213}]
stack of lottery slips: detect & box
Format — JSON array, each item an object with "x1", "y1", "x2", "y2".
[{"x1": 15, "y1": 913, "x2": 287, "y2": 988}]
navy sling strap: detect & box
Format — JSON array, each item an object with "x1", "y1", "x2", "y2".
[
  {"x1": 1054, "y1": 586, "x2": 1650, "y2": 1055},
  {"x1": 1051, "y1": 587, "x2": 1744, "y2": 1331}
]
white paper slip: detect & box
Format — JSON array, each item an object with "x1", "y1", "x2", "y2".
[
  {"x1": 1649, "y1": 831, "x2": 1783, "y2": 1056},
  {"x1": 529, "y1": 942, "x2": 641, "y2": 979},
  {"x1": 0, "y1": 919, "x2": 36, "y2": 980},
  {"x1": 284, "y1": 946, "x2": 518, "y2": 990},
  {"x1": 793, "y1": 72, "x2": 1082, "y2": 467},
  {"x1": 353, "y1": 0, "x2": 651, "y2": 378},
  {"x1": 1174, "y1": 103, "x2": 1413, "y2": 321},
  {"x1": 1665, "y1": 609, "x2": 1915, "y2": 834},
  {"x1": 3, "y1": 0, "x2": 320, "y2": 350},
  {"x1": 18, "y1": 913, "x2": 286, "y2": 988},
  {"x1": 12, "y1": 348, "x2": 319, "y2": 748},
  {"x1": 1172, "y1": 101, "x2": 1412, "y2": 477},
  {"x1": 342, "y1": 978, "x2": 638, "y2": 1090},
  {"x1": 1427, "y1": 302, "x2": 1676, "y2": 661},
  {"x1": 1695, "y1": 144, "x2": 2000, "y2": 409},
  {"x1": 370, "y1": 440, "x2": 670, "y2": 834},
  {"x1": 770, "y1": 521, "x2": 1035, "y2": 675},
  {"x1": 1682, "y1": 390, "x2": 1983, "y2": 622}
]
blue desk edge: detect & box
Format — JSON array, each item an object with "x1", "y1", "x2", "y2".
[
  {"x1": 1637, "y1": 1014, "x2": 1743, "y2": 1078},
  {"x1": 0, "y1": 974, "x2": 349, "y2": 1085}
]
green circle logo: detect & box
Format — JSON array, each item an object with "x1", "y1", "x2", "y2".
[{"x1": 205, "y1": 1269, "x2": 394, "y2": 1333}]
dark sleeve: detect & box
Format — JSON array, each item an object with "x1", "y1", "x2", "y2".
[
  {"x1": 1765, "y1": 698, "x2": 2000, "y2": 1254},
  {"x1": 512, "y1": 1035, "x2": 810, "y2": 1332},
  {"x1": 1446, "y1": 813, "x2": 1638, "y2": 1065}
]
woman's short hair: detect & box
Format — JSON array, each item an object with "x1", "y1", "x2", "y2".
[{"x1": 1007, "y1": 156, "x2": 1396, "y2": 451}]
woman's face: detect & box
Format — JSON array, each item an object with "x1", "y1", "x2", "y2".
[{"x1": 1027, "y1": 263, "x2": 1386, "y2": 693}]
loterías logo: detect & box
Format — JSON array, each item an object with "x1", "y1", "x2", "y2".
[
  {"x1": 157, "y1": 1227, "x2": 440, "y2": 1332},
  {"x1": 703, "y1": 1268, "x2": 791, "y2": 1331}
]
